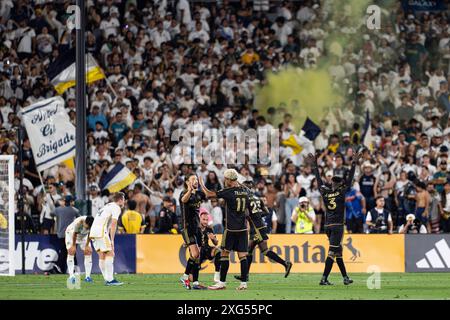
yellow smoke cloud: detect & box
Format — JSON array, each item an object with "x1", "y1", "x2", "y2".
[
  {"x1": 254, "y1": 0, "x2": 395, "y2": 131},
  {"x1": 254, "y1": 67, "x2": 341, "y2": 130}
]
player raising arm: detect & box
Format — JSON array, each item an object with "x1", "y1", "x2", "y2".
[
  {"x1": 199, "y1": 169, "x2": 250, "y2": 291},
  {"x1": 65, "y1": 215, "x2": 94, "y2": 284},
  {"x1": 306, "y1": 150, "x2": 362, "y2": 286},
  {"x1": 89, "y1": 192, "x2": 126, "y2": 286},
  {"x1": 179, "y1": 174, "x2": 208, "y2": 290}
]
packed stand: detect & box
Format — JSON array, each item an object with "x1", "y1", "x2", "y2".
[{"x1": 1, "y1": 0, "x2": 450, "y2": 235}]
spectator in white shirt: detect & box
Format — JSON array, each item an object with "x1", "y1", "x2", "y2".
[{"x1": 188, "y1": 21, "x2": 210, "y2": 44}]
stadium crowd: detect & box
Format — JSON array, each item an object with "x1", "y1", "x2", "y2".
[{"x1": 2, "y1": 0, "x2": 450, "y2": 236}]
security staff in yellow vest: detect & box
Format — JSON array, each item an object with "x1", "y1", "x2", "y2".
[{"x1": 291, "y1": 197, "x2": 316, "y2": 234}]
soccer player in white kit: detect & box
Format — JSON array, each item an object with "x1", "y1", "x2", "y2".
[
  {"x1": 89, "y1": 192, "x2": 125, "y2": 286},
  {"x1": 65, "y1": 215, "x2": 95, "y2": 283}
]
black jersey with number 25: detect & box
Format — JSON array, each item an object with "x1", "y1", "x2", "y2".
[{"x1": 216, "y1": 186, "x2": 250, "y2": 231}]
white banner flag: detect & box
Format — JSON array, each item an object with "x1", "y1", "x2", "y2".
[{"x1": 20, "y1": 96, "x2": 76, "y2": 172}]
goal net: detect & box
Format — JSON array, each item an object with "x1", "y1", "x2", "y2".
[{"x1": 0, "y1": 155, "x2": 15, "y2": 276}]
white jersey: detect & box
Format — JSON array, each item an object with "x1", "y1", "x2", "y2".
[
  {"x1": 65, "y1": 216, "x2": 90, "y2": 242},
  {"x1": 89, "y1": 202, "x2": 122, "y2": 239}
]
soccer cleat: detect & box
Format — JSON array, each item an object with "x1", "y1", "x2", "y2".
[
  {"x1": 192, "y1": 283, "x2": 208, "y2": 290},
  {"x1": 208, "y1": 282, "x2": 226, "y2": 290},
  {"x1": 236, "y1": 282, "x2": 247, "y2": 291},
  {"x1": 84, "y1": 277, "x2": 93, "y2": 283},
  {"x1": 69, "y1": 276, "x2": 76, "y2": 285},
  {"x1": 319, "y1": 279, "x2": 334, "y2": 286},
  {"x1": 343, "y1": 276, "x2": 353, "y2": 285},
  {"x1": 106, "y1": 279, "x2": 124, "y2": 286},
  {"x1": 183, "y1": 279, "x2": 191, "y2": 290},
  {"x1": 284, "y1": 262, "x2": 293, "y2": 278}
]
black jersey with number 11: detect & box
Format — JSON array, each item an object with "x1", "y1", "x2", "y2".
[{"x1": 216, "y1": 186, "x2": 250, "y2": 231}]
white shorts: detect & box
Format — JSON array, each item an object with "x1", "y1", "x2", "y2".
[
  {"x1": 65, "y1": 232, "x2": 90, "y2": 250},
  {"x1": 92, "y1": 234, "x2": 113, "y2": 253}
]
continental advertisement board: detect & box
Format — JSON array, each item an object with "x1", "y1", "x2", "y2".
[{"x1": 136, "y1": 234, "x2": 405, "y2": 274}]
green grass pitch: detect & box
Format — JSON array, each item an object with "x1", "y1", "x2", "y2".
[{"x1": 1, "y1": 273, "x2": 450, "y2": 300}]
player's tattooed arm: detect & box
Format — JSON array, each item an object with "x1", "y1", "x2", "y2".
[
  {"x1": 208, "y1": 232, "x2": 219, "y2": 246},
  {"x1": 306, "y1": 153, "x2": 324, "y2": 188},
  {"x1": 347, "y1": 149, "x2": 363, "y2": 186},
  {"x1": 181, "y1": 179, "x2": 194, "y2": 203},
  {"x1": 198, "y1": 176, "x2": 217, "y2": 198}
]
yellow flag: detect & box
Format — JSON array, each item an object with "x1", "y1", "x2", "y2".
[
  {"x1": 62, "y1": 157, "x2": 75, "y2": 169},
  {"x1": 282, "y1": 135, "x2": 303, "y2": 155}
]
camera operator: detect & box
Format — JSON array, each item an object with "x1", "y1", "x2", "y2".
[
  {"x1": 399, "y1": 214, "x2": 427, "y2": 234},
  {"x1": 366, "y1": 196, "x2": 393, "y2": 234},
  {"x1": 291, "y1": 197, "x2": 316, "y2": 234}
]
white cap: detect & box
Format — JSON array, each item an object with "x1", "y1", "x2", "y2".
[
  {"x1": 298, "y1": 196, "x2": 309, "y2": 203},
  {"x1": 224, "y1": 169, "x2": 238, "y2": 181},
  {"x1": 406, "y1": 214, "x2": 415, "y2": 221}
]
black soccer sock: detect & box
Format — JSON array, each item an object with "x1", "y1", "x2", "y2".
[
  {"x1": 240, "y1": 256, "x2": 248, "y2": 282},
  {"x1": 192, "y1": 259, "x2": 200, "y2": 282},
  {"x1": 246, "y1": 253, "x2": 253, "y2": 274},
  {"x1": 220, "y1": 257, "x2": 229, "y2": 282},
  {"x1": 185, "y1": 258, "x2": 195, "y2": 276},
  {"x1": 213, "y1": 252, "x2": 221, "y2": 272},
  {"x1": 265, "y1": 250, "x2": 287, "y2": 267},
  {"x1": 336, "y1": 257, "x2": 348, "y2": 278},
  {"x1": 322, "y1": 256, "x2": 334, "y2": 279}
]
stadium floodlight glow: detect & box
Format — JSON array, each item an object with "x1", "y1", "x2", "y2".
[{"x1": 0, "y1": 155, "x2": 15, "y2": 276}]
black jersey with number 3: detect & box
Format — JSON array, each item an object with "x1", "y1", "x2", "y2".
[
  {"x1": 312, "y1": 161, "x2": 357, "y2": 226},
  {"x1": 216, "y1": 186, "x2": 250, "y2": 231}
]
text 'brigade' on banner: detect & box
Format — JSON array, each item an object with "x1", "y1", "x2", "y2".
[
  {"x1": 20, "y1": 96, "x2": 76, "y2": 172},
  {"x1": 136, "y1": 234, "x2": 405, "y2": 274}
]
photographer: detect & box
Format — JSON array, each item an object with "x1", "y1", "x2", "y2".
[
  {"x1": 366, "y1": 196, "x2": 393, "y2": 234},
  {"x1": 399, "y1": 214, "x2": 427, "y2": 234},
  {"x1": 291, "y1": 197, "x2": 315, "y2": 234}
]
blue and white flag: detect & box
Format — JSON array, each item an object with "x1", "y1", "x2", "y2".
[
  {"x1": 99, "y1": 163, "x2": 137, "y2": 193},
  {"x1": 20, "y1": 96, "x2": 75, "y2": 172}
]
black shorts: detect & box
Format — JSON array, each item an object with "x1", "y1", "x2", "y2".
[
  {"x1": 200, "y1": 246, "x2": 217, "y2": 263},
  {"x1": 182, "y1": 229, "x2": 197, "y2": 246},
  {"x1": 221, "y1": 230, "x2": 248, "y2": 253},
  {"x1": 249, "y1": 226, "x2": 269, "y2": 243},
  {"x1": 325, "y1": 225, "x2": 344, "y2": 254}
]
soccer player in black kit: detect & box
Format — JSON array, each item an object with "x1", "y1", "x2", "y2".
[
  {"x1": 197, "y1": 209, "x2": 222, "y2": 283},
  {"x1": 306, "y1": 151, "x2": 362, "y2": 286},
  {"x1": 179, "y1": 174, "x2": 207, "y2": 290},
  {"x1": 234, "y1": 181, "x2": 292, "y2": 281},
  {"x1": 199, "y1": 168, "x2": 250, "y2": 291}
]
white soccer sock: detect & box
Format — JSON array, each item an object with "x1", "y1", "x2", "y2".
[
  {"x1": 67, "y1": 255, "x2": 75, "y2": 277},
  {"x1": 105, "y1": 256, "x2": 114, "y2": 282},
  {"x1": 99, "y1": 259, "x2": 106, "y2": 279},
  {"x1": 182, "y1": 273, "x2": 189, "y2": 279},
  {"x1": 84, "y1": 255, "x2": 92, "y2": 278},
  {"x1": 214, "y1": 272, "x2": 220, "y2": 281}
]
